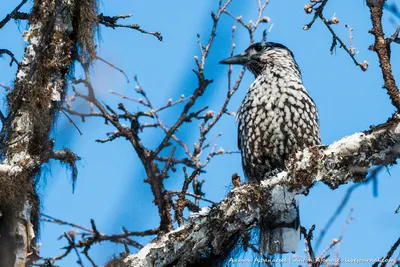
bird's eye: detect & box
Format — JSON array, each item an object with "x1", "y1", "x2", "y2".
[{"x1": 254, "y1": 44, "x2": 263, "y2": 52}]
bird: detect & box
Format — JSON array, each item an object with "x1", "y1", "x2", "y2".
[{"x1": 220, "y1": 41, "x2": 321, "y2": 254}]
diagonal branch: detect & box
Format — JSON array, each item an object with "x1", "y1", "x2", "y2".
[
  {"x1": 97, "y1": 13, "x2": 162, "y2": 41},
  {"x1": 123, "y1": 116, "x2": 400, "y2": 266},
  {"x1": 0, "y1": 0, "x2": 28, "y2": 29}
]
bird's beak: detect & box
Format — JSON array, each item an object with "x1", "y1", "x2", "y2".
[{"x1": 219, "y1": 52, "x2": 248, "y2": 65}]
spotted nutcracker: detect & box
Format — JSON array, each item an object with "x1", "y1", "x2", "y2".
[{"x1": 220, "y1": 41, "x2": 321, "y2": 254}]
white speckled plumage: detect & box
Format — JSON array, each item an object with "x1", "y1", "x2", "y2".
[
  {"x1": 236, "y1": 44, "x2": 320, "y2": 181},
  {"x1": 221, "y1": 42, "x2": 321, "y2": 254}
]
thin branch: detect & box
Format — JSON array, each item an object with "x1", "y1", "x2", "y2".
[
  {"x1": 315, "y1": 176, "x2": 373, "y2": 250},
  {"x1": 389, "y1": 26, "x2": 400, "y2": 44},
  {"x1": 332, "y1": 209, "x2": 354, "y2": 264},
  {"x1": 0, "y1": 0, "x2": 28, "y2": 29},
  {"x1": 41, "y1": 214, "x2": 92, "y2": 233},
  {"x1": 0, "y1": 49, "x2": 19, "y2": 67},
  {"x1": 303, "y1": 1, "x2": 368, "y2": 71},
  {"x1": 373, "y1": 237, "x2": 400, "y2": 267},
  {"x1": 161, "y1": 147, "x2": 176, "y2": 179},
  {"x1": 301, "y1": 225, "x2": 319, "y2": 267},
  {"x1": 60, "y1": 109, "x2": 83, "y2": 135},
  {"x1": 40, "y1": 215, "x2": 159, "y2": 265},
  {"x1": 64, "y1": 233, "x2": 84, "y2": 267},
  {"x1": 222, "y1": 0, "x2": 270, "y2": 43},
  {"x1": 97, "y1": 13, "x2": 162, "y2": 41},
  {"x1": 0, "y1": 82, "x2": 13, "y2": 91},
  {"x1": 95, "y1": 56, "x2": 130, "y2": 83},
  {"x1": 303, "y1": 0, "x2": 329, "y2": 30},
  {"x1": 95, "y1": 132, "x2": 123, "y2": 143},
  {"x1": 109, "y1": 90, "x2": 150, "y2": 107},
  {"x1": 167, "y1": 190, "x2": 215, "y2": 204}
]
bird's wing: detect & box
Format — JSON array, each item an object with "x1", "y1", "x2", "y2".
[
  {"x1": 236, "y1": 101, "x2": 247, "y2": 152},
  {"x1": 237, "y1": 119, "x2": 242, "y2": 151}
]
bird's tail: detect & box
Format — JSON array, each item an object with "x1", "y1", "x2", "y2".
[{"x1": 259, "y1": 185, "x2": 300, "y2": 254}]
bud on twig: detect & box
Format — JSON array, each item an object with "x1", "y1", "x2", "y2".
[
  {"x1": 205, "y1": 110, "x2": 215, "y2": 120},
  {"x1": 304, "y1": 4, "x2": 313, "y2": 14},
  {"x1": 328, "y1": 16, "x2": 339, "y2": 25},
  {"x1": 260, "y1": 16, "x2": 270, "y2": 23},
  {"x1": 360, "y1": 60, "x2": 369, "y2": 71}
]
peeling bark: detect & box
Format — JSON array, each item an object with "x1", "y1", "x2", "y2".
[{"x1": 124, "y1": 117, "x2": 400, "y2": 267}]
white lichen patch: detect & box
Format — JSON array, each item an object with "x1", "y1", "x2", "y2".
[
  {"x1": 189, "y1": 206, "x2": 210, "y2": 220},
  {"x1": 16, "y1": 69, "x2": 28, "y2": 80},
  {"x1": 23, "y1": 22, "x2": 42, "y2": 45},
  {"x1": 327, "y1": 132, "x2": 364, "y2": 155},
  {"x1": 48, "y1": 78, "x2": 63, "y2": 102},
  {"x1": 261, "y1": 171, "x2": 289, "y2": 188}
]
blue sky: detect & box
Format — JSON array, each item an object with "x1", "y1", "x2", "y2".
[{"x1": 1, "y1": 0, "x2": 400, "y2": 266}]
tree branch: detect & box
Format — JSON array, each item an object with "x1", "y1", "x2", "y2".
[
  {"x1": 97, "y1": 13, "x2": 162, "y2": 41},
  {"x1": 367, "y1": 0, "x2": 400, "y2": 111},
  {"x1": 0, "y1": 0, "x2": 28, "y2": 29},
  {"x1": 304, "y1": 0, "x2": 368, "y2": 71},
  {"x1": 123, "y1": 116, "x2": 400, "y2": 266},
  {"x1": 0, "y1": 49, "x2": 19, "y2": 67}
]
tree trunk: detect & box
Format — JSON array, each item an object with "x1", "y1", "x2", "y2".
[{"x1": 0, "y1": 0, "x2": 95, "y2": 265}]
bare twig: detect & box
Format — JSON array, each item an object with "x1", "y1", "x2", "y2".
[
  {"x1": 303, "y1": 0, "x2": 329, "y2": 30},
  {"x1": 0, "y1": 0, "x2": 28, "y2": 29},
  {"x1": 60, "y1": 109, "x2": 83, "y2": 135},
  {"x1": 222, "y1": 0, "x2": 270, "y2": 43},
  {"x1": 332, "y1": 208, "x2": 354, "y2": 262},
  {"x1": 301, "y1": 225, "x2": 320, "y2": 267},
  {"x1": 0, "y1": 49, "x2": 19, "y2": 67},
  {"x1": 303, "y1": 0, "x2": 368, "y2": 71},
  {"x1": 373, "y1": 237, "x2": 400, "y2": 267},
  {"x1": 0, "y1": 82, "x2": 13, "y2": 91},
  {"x1": 98, "y1": 13, "x2": 162, "y2": 41},
  {"x1": 167, "y1": 190, "x2": 215, "y2": 204},
  {"x1": 110, "y1": 90, "x2": 150, "y2": 107},
  {"x1": 175, "y1": 168, "x2": 200, "y2": 225},
  {"x1": 39, "y1": 215, "x2": 159, "y2": 265},
  {"x1": 95, "y1": 56, "x2": 130, "y2": 83},
  {"x1": 389, "y1": 26, "x2": 400, "y2": 44},
  {"x1": 41, "y1": 214, "x2": 92, "y2": 233}
]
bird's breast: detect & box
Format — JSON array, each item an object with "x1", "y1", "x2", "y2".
[{"x1": 237, "y1": 77, "x2": 320, "y2": 180}]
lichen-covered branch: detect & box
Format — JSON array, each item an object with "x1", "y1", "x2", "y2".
[{"x1": 124, "y1": 116, "x2": 400, "y2": 266}]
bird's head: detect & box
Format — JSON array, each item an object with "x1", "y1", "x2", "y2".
[{"x1": 220, "y1": 42, "x2": 298, "y2": 77}]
